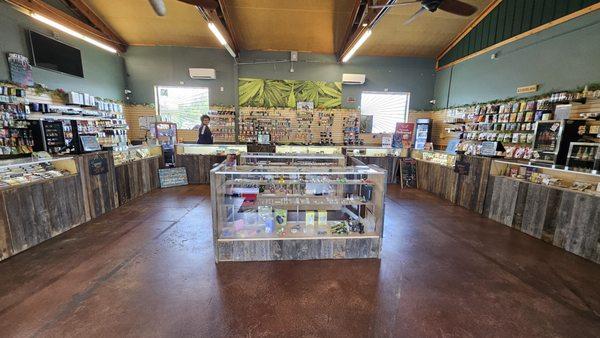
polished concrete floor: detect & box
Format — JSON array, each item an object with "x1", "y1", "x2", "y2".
[{"x1": 1, "y1": 185, "x2": 599, "y2": 337}]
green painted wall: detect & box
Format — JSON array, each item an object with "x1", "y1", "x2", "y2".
[
  {"x1": 434, "y1": 10, "x2": 600, "y2": 108},
  {"x1": 124, "y1": 47, "x2": 436, "y2": 111},
  {"x1": 0, "y1": 2, "x2": 126, "y2": 100}
]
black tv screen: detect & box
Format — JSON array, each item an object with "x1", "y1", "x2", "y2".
[{"x1": 28, "y1": 31, "x2": 84, "y2": 78}]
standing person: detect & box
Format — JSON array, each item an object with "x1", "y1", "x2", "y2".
[{"x1": 196, "y1": 114, "x2": 213, "y2": 144}]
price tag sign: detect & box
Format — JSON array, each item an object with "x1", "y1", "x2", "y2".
[{"x1": 550, "y1": 123, "x2": 560, "y2": 132}]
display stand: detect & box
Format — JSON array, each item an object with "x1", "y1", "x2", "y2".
[{"x1": 210, "y1": 162, "x2": 386, "y2": 262}]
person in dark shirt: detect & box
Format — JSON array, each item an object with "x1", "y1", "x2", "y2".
[{"x1": 196, "y1": 114, "x2": 213, "y2": 144}]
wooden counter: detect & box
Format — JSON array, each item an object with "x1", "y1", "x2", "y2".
[
  {"x1": 484, "y1": 176, "x2": 600, "y2": 264},
  {"x1": 349, "y1": 156, "x2": 400, "y2": 184},
  {"x1": 416, "y1": 160, "x2": 458, "y2": 203},
  {"x1": 176, "y1": 154, "x2": 226, "y2": 184},
  {"x1": 115, "y1": 156, "x2": 161, "y2": 205},
  {"x1": 76, "y1": 151, "x2": 118, "y2": 219},
  {"x1": 0, "y1": 174, "x2": 87, "y2": 260}
]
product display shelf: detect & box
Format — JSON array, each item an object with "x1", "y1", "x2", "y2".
[
  {"x1": 207, "y1": 107, "x2": 236, "y2": 143},
  {"x1": 239, "y1": 152, "x2": 346, "y2": 166},
  {"x1": 275, "y1": 145, "x2": 342, "y2": 154},
  {"x1": 0, "y1": 156, "x2": 87, "y2": 261},
  {"x1": 484, "y1": 160, "x2": 600, "y2": 264},
  {"x1": 175, "y1": 144, "x2": 248, "y2": 184},
  {"x1": 210, "y1": 163, "x2": 386, "y2": 261}
]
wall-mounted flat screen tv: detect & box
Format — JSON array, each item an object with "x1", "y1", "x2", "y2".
[{"x1": 28, "y1": 30, "x2": 84, "y2": 78}]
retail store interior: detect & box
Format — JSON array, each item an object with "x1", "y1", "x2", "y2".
[{"x1": 1, "y1": 0, "x2": 600, "y2": 336}]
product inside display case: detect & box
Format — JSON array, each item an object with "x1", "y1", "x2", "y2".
[
  {"x1": 175, "y1": 143, "x2": 248, "y2": 156},
  {"x1": 0, "y1": 156, "x2": 77, "y2": 188},
  {"x1": 415, "y1": 150, "x2": 457, "y2": 167},
  {"x1": 566, "y1": 142, "x2": 600, "y2": 173},
  {"x1": 113, "y1": 145, "x2": 163, "y2": 166},
  {"x1": 210, "y1": 164, "x2": 385, "y2": 240},
  {"x1": 491, "y1": 160, "x2": 600, "y2": 195},
  {"x1": 343, "y1": 146, "x2": 406, "y2": 157},
  {"x1": 239, "y1": 152, "x2": 346, "y2": 166}
]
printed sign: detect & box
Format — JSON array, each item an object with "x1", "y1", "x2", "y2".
[
  {"x1": 454, "y1": 160, "x2": 470, "y2": 175},
  {"x1": 517, "y1": 84, "x2": 539, "y2": 94},
  {"x1": 7, "y1": 53, "x2": 33, "y2": 87},
  {"x1": 480, "y1": 141, "x2": 499, "y2": 157},
  {"x1": 159, "y1": 167, "x2": 188, "y2": 188},
  {"x1": 88, "y1": 157, "x2": 108, "y2": 175},
  {"x1": 392, "y1": 122, "x2": 415, "y2": 148}
]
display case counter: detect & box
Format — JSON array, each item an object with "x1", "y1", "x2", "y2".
[
  {"x1": 275, "y1": 145, "x2": 342, "y2": 154},
  {"x1": 113, "y1": 145, "x2": 163, "y2": 205},
  {"x1": 484, "y1": 160, "x2": 600, "y2": 264},
  {"x1": 175, "y1": 144, "x2": 247, "y2": 184},
  {"x1": 239, "y1": 153, "x2": 346, "y2": 166},
  {"x1": 0, "y1": 156, "x2": 87, "y2": 261},
  {"x1": 210, "y1": 163, "x2": 386, "y2": 262},
  {"x1": 343, "y1": 146, "x2": 408, "y2": 184}
]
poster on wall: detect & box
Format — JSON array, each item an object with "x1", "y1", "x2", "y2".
[
  {"x1": 239, "y1": 78, "x2": 342, "y2": 108},
  {"x1": 392, "y1": 122, "x2": 415, "y2": 148},
  {"x1": 7, "y1": 53, "x2": 33, "y2": 87}
]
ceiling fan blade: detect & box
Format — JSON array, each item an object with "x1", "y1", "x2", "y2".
[
  {"x1": 370, "y1": 1, "x2": 421, "y2": 9},
  {"x1": 178, "y1": 0, "x2": 219, "y2": 9},
  {"x1": 404, "y1": 7, "x2": 427, "y2": 25},
  {"x1": 438, "y1": 0, "x2": 478, "y2": 16},
  {"x1": 148, "y1": 0, "x2": 166, "y2": 16}
]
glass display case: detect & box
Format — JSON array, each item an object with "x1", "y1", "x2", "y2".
[
  {"x1": 210, "y1": 163, "x2": 386, "y2": 261},
  {"x1": 275, "y1": 145, "x2": 342, "y2": 154},
  {"x1": 416, "y1": 150, "x2": 457, "y2": 167},
  {"x1": 112, "y1": 145, "x2": 163, "y2": 166},
  {"x1": 566, "y1": 142, "x2": 600, "y2": 173},
  {"x1": 239, "y1": 153, "x2": 346, "y2": 166},
  {"x1": 343, "y1": 146, "x2": 407, "y2": 157},
  {"x1": 531, "y1": 120, "x2": 587, "y2": 165},
  {"x1": 0, "y1": 156, "x2": 77, "y2": 188},
  {"x1": 175, "y1": 143, "x2": 248, "y2": 156}
]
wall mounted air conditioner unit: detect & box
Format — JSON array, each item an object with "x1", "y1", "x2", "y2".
[
  {"x1": 342, "y1": 73, "x2": 366, "y2": 85},
  {"x1": 189, "y1": 68, "x2": 216, "y2": 80}
]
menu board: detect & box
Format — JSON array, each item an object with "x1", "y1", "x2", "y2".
[
  {"x1": 159, "y1": 167, "x2": 188, "y2": 188},
  {"x1": 7, "y1": 53, "x2": 33, "y2": 87}
]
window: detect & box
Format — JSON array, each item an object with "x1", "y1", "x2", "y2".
[
  {"x1": 155, "y1": 86, "x2": 209, "y2": 130},
  {"x1": 360, "y1": 91, "x2": 410, "y2": 133}
]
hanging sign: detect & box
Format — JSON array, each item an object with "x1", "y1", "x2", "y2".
[
  {"x1": 88, "y1": 157, "x2": 108, "y2": 175},
  {"x1": 7, "y1": 53, "x2": 33, "y2": 87},
  {"x1": 517, "y1": 84, "x2": 539, "y2": 94},
  {"x1": 392, "y1": 122, "x2": 415, "y2": 148},
  {"x1": 454, "y1": 160, "x2": 470, "y2": 175}
]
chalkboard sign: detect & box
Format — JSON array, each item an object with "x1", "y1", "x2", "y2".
[
  {"x1": 400, "y1": 158, "x2": 416, "y2": 188},
  {"x1": 159, "y1": 167, "x2": 188, "y2": 188},
  {"x1": 89, "y1": 157, "x2": 108, "y2": 175},
  {"x1": 7, "y1": 53, "x2": 33, "y2": 87},
  {"x1": 454, "y1": 160, "x2": 470, "y2": 175}
]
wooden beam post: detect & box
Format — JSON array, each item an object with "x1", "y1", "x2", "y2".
[
  {"x1": 6, "y1": 0, "x2": 126, "y2": 53},
  {"x1": 63, "y1": 0, "x2": 128, "y2": 51}
]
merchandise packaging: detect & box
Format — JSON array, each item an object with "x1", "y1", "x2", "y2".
[
  {"x1": 305, "y1": 211, "x2": 315, "y2": 233},
  {"x1": 274, "y1": 208, "x2": 287, "y2": 227}
]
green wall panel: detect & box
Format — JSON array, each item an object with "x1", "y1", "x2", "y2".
[{"x1": 439, "y1": 0, "x2": 600, "y2": 67}]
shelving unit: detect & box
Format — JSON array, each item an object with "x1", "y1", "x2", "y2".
[{"x1": 207, "y1": 106, "x2": 236, "y2": 143}]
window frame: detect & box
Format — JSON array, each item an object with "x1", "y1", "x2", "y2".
[{"x1": 154, "y1": 85, "x2": 210, "y2": 130}]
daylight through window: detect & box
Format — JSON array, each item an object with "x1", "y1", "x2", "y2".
[
  {"x1": 156, "y1": 86, "x2": 209, "y2": 130},
  {"x1": 360, "y1": 91, "x2": 410, "y2": 133}
]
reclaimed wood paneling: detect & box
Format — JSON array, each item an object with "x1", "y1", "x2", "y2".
[
  {"x1": 416, "y1": 160, "x2": 458, "y2": 203},
  {"x1": 455, "y1": 156, "x2": 492, "y2": 214},
  {"x1": 115, "y1": 156, "x2": 161, "y2": 205},
  {"x1": 484, "y1": 176, "x2": 600, "y2": 264},
  {"x1": 0, "y1": 175, "x2": 87, "y2": 259},
  {"x1": 217, "y1": 237, "x2": 381, "y2": 262},
  {"x1": 77, "y1": 152, "x2": 118, "y2": 219},
  {"x1": 175, "y1": 154, "x2": 226, "y2": 184}
]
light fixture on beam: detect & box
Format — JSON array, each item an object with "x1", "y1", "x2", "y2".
[
  {"x1": 30, "y1": 13, "x2": 118, "y2": 54},
  {"x1": 207, "y1": 22, "x2": 236, "y2": 58},
  {"x1": 342, "y1": 29, "x2": 372, "y2": 63}
]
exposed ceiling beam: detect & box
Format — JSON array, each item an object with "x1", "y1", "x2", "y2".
[
  {"x1": 196, "y1": 1, "x2": 239, "y2": 56},
  {"x1": 6, "y1": 0, "x2": 126, "y2": 53},
  {"x1": 337, "y1": 0, "x2": 395, "y2": 62},
  {"x1": 62, "y1": 0, "x2": 128, "y2": 50}
]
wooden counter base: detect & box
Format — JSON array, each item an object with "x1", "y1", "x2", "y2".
[
  {"x1": 484, "y1": 176, "x2": 600, "y2": 264},
  {"x1": 115, "y1": 156, "x2": 161, "y2": 205},
  {"x1": 176, "y1": 154, "x2": 226, "y2": 184},
  {"x1": 216, "y1": 237, "x2": 381, "y2": 262}
]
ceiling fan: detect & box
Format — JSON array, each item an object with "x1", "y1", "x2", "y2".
[
  {"x1": 148, "y1": 0, "x2": 219, "y2": 16},
  {"x1": 371, "y1": 0, "x2": 478, "y2": 25}
]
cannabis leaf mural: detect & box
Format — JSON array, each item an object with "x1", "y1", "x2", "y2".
[{"x1": 239, "y1": 78, "x2": 342, "y2": 108}]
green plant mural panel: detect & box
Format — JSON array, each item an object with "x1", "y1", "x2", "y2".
[
  {"x1": 238, "y1": 78, "x2": 342, "y2": 109},
  {"x1": 439, "y1": 0, "x2": 600, "y2": 67}
]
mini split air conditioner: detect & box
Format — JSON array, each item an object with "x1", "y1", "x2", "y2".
[
  {"x1": 189, "y1": 68, "x2": 216, "y2": 80},
  {"x1": 342, "y1": 73, "x2": 366, "y2": 85}
]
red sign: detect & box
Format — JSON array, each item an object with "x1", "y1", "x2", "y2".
[{"x1": 393, "y1": 123, "x2": 415, "y2": 148}]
